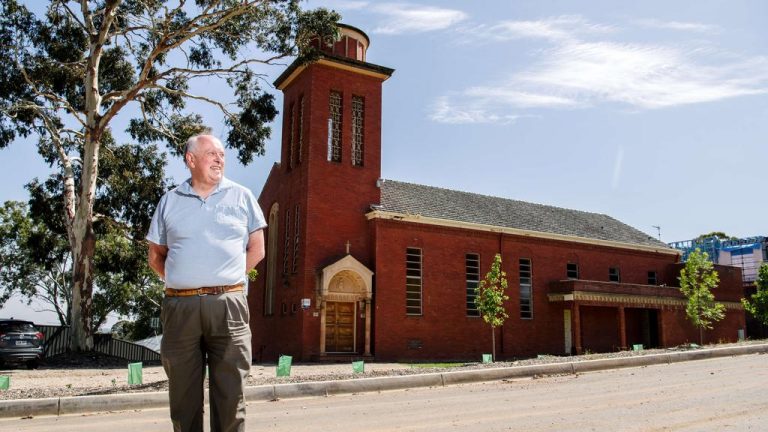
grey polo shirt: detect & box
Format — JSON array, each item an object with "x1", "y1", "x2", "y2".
[{"x1": 147, "y1": 177, "x2": 266, "y2": 290}]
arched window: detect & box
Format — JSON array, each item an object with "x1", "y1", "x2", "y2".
[{"x1": 265, "y1": 203, "x2": 279, "y2": 315}]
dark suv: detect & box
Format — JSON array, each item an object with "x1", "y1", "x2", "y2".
[{"x1": 0, "y1": 319, "x2": 45, "y2": 369}]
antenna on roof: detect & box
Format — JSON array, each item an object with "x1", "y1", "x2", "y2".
[{"x1": 652, "y1": 225, "x2": 661, "y2": 241}]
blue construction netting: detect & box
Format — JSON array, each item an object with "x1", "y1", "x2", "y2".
[
  {"x1": 668, "y1": 236, "x2": 767, "y2": 283},
  {"x1": 669, "y1": 236, "x2": 764, "y2": 262}
]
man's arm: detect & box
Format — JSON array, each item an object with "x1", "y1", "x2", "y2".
[
  {"x1": 148, "y1": 241, "x2": 169, "y2": 281},
  {"x1": 246, "y1": 229, "x2": 265, "y2": 271}
]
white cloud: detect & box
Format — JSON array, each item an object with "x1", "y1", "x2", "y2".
[
  {"x1": 308, "y1": 0, "x2": 369, "y2": 10},
  {"x1": 518, "y1": 41, "x2": 768, "y2": 109},
  {"x1": 474, "y1": 15, "x2": 614, "y2": 42},
  {"x1": 371, "y1": 3, "x2": 467, "y2": 34},
  {"x1": 636, "y1": 19, "x2": 719, "y2": 33},
  {"x1": 430, "y1": 97, "x2": 522, "y2": 124},
  {"x1": 429, "y1": 16, "x2": 768, "y2": 123},
  {"x1": 465, "y1": 87, "x2": 578, "y2": 108}
]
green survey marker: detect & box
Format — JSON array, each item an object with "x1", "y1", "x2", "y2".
[
  {"x1": 277, "y1": 355, "x2": 292, "y2": 377},
  {"x1": 352, "y1": 360, "x2": 365, "y2": 374},
  {"x1": 128, "y1": 362, "x2": 143, "y2": 385},
  {"x1": 0, "y1": 376, "x2": 9, "y2": 390}
]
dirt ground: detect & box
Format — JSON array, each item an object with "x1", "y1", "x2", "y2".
[
  {"x1": 0, "y1": 361, "x2": 412, "y2": 400},
  {"x1": 1, "y1": 339, "x2": 766, "y2": 401},
  {"x1": 4, "y1": 353, "x2": 767, "y2": 432}
]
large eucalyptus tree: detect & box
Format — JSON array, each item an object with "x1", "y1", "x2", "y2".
[{"x1": 0, "y1": 0, "x2": 338, "y2": 350}]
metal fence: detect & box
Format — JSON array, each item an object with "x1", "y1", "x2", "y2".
[{"x1": 38, "y1": 325, "x2": 161, "y2": 363}]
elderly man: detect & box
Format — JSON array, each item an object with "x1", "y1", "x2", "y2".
[{"x1": 147, "y1": 134, "x2": 266, "y2": 432}]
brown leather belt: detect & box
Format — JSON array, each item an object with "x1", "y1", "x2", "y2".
[{"x1": 165, "y1": 284, "x2": 244, "y2": 297}]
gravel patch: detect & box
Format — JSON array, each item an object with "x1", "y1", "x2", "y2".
[{"x1": 1, "y1": 339, "x2": 765, "y2": 400}]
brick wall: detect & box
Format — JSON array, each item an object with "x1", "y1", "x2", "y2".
[
  {"x1": 250, "y1": 60, "x2": 387, "y2": 361},
  {"x1": 372, "y1": 219, "x2": 686, "y2": 360}
]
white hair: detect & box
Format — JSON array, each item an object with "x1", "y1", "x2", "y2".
[{"x1": 184, "y1": 134, "x2": 222, "y2": 166}]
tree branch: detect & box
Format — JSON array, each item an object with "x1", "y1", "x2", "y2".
[
  {"x1": 53, "y1": 0, "x2": 88, "y2": 33},
  {"x1": 149, "y1": 83, "x2": 235, "y2": 118},
  {"x1": 13, "y1": 58, "x2": 88, "y2": 128},
  {"x1": 80, "y1": 0, "x2": 96, "y2": 35},
  {"x1": 100, "y1": 1, "x2": 259, "y2": 127}
]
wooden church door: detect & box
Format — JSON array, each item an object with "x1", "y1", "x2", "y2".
[{"x1": 325, "y1": 302, "x2": 355, "y2": 353}]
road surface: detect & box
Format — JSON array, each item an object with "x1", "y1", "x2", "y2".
[{"x1": 3, "y1": 353, "x2": 766, "y2": 431}]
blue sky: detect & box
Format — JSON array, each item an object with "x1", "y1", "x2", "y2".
[{"x1": 2, "y1": 1, "x2": 767, "y2": 322}]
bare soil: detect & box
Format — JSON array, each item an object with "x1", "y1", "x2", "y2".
[{"x1": 1, "y1": 339, "x2": 765, "y2": 401}]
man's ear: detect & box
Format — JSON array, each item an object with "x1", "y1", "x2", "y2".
[{"x1": 185, "y1": 152, "x2": 195, "y2": 167}]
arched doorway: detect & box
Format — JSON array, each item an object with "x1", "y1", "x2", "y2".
[{"x1": 319, "y1": 256, "x2": 373, "y2": 356}]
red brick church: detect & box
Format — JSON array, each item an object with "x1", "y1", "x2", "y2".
[{"x1": 248, "y1": 24, "x2": 745, "y2": 362}]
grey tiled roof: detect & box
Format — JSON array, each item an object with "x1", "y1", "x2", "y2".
[{"x1": 378, "y1": 180, "x2": 671, "y2": 249}]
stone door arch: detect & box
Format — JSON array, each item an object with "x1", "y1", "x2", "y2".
[{"x1": 319, "y1": 255, "x2": 373, "y2": 356}]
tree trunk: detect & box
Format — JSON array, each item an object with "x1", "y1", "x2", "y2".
[
  {"x1": 69, "y1": 13, "x2": 106, "y2": 351},
  {"x1": 491, "y1": 326, "x2": 496, "y2": 362},
  {"x1": 69, "y1": 133, "x2": 101, "y2": 352},
  {"x1": 70, "y1": 225, "x2": 96, "y2": 351}
]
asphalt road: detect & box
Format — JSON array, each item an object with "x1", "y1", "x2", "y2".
[{"x1": 3, "y1": 353, "x2": 766, "y2": 431}]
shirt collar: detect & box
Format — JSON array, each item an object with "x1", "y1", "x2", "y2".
[{"x1": 177, "y1": 177, "x2": 232, "y2": 198}]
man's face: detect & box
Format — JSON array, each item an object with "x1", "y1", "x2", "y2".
[{"x1": 188, "y1": 136, "x2": 225, "y2": 184}]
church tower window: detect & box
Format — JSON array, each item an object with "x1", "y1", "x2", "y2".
[
  {"x1": 287, "y1": 102, "x2": 295, "y2": 170},
  {"x1": 351, "y1": 95, "x2": 364, "y2": 166},
  {"x1": 292, "y1": 205, "x2": 300, "y2": 273},
  {"x1": 283, "y1": 209, "x2": 291, "y2": 275},
  {"x1": 297, "y1": 95, "x2": 304, "y2": 164},
  {"x1": 328, "y1": 91, "x2": 342, "y2": 162}
]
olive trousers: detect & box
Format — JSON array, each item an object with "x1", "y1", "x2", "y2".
[{"x1": 160, "y1": 292, "x2": 252, "y2": 432}]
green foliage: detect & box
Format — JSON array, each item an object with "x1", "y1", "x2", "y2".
[
  {"x1": 1, "y1": 138, "x2": 169, "y2": 332},
  {"x1": 0, "y1": 0, "x2": 339, "y2": 349},
  {"x1": 475, "y1": 254, "x2": 509, "y2": 360},
  {"x1": 694, "y1": 232, "x2": 737, "y2": 242},
  {"x1": 0, "y1": 0, "x2": 340, "y2": 155},
  {"x1": 0, "y1": 201, "x2": 71, "y2": 325},
  {"x1": 475, "y1": 254, "x2": 509, "y2": 328},
  {"x1": 742, "y1": 263, "x2": 768, "y2": 326},
  {"x1": 679, "y1": 248, "x2": 726, "y2": 343}
]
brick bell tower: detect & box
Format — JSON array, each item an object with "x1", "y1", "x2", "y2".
[{"x1": 251, "y1": 24, "x2": 394, "y2": 361}]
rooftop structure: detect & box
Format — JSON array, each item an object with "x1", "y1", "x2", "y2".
[{"x1": 669, "y1": 236, "x2": 767, "y2": 285}]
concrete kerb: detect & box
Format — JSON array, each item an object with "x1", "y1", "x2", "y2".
[
  {"x1": 0, "y1": 397, "x2": 59, "y2": 418},
  {"x1": 1, "y1": 343, "x2": 767, "y2": 419},
  {"x1": 58, "y1": 391, "x2": 170, "y2": 415}
]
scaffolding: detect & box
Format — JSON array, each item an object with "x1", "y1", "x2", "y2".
[{"x1": 669, "y1": 236, "x2": 767, "y2": 285}]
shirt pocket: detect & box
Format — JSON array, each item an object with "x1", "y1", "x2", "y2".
[{"x1": 215, "y1": 205, "x2": 247, "y2": 229}]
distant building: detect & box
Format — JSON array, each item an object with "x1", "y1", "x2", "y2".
[
  {"x1": 669, "y1": 236, "x2": 767, "y2": 287},
  {"x1": 247, "y1": 24, "x2": 746, "y2": 362},
  {"x1": 670, "y1": 236, "x2": 768, "y2": 338}
]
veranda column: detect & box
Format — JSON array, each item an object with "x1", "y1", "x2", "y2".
[
  {"x1": 618, "y1": 306, "x2": 627, "y2": 350},
  {"x1": 573, "y1": 303, "x2": 582, "y2": 355}
]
